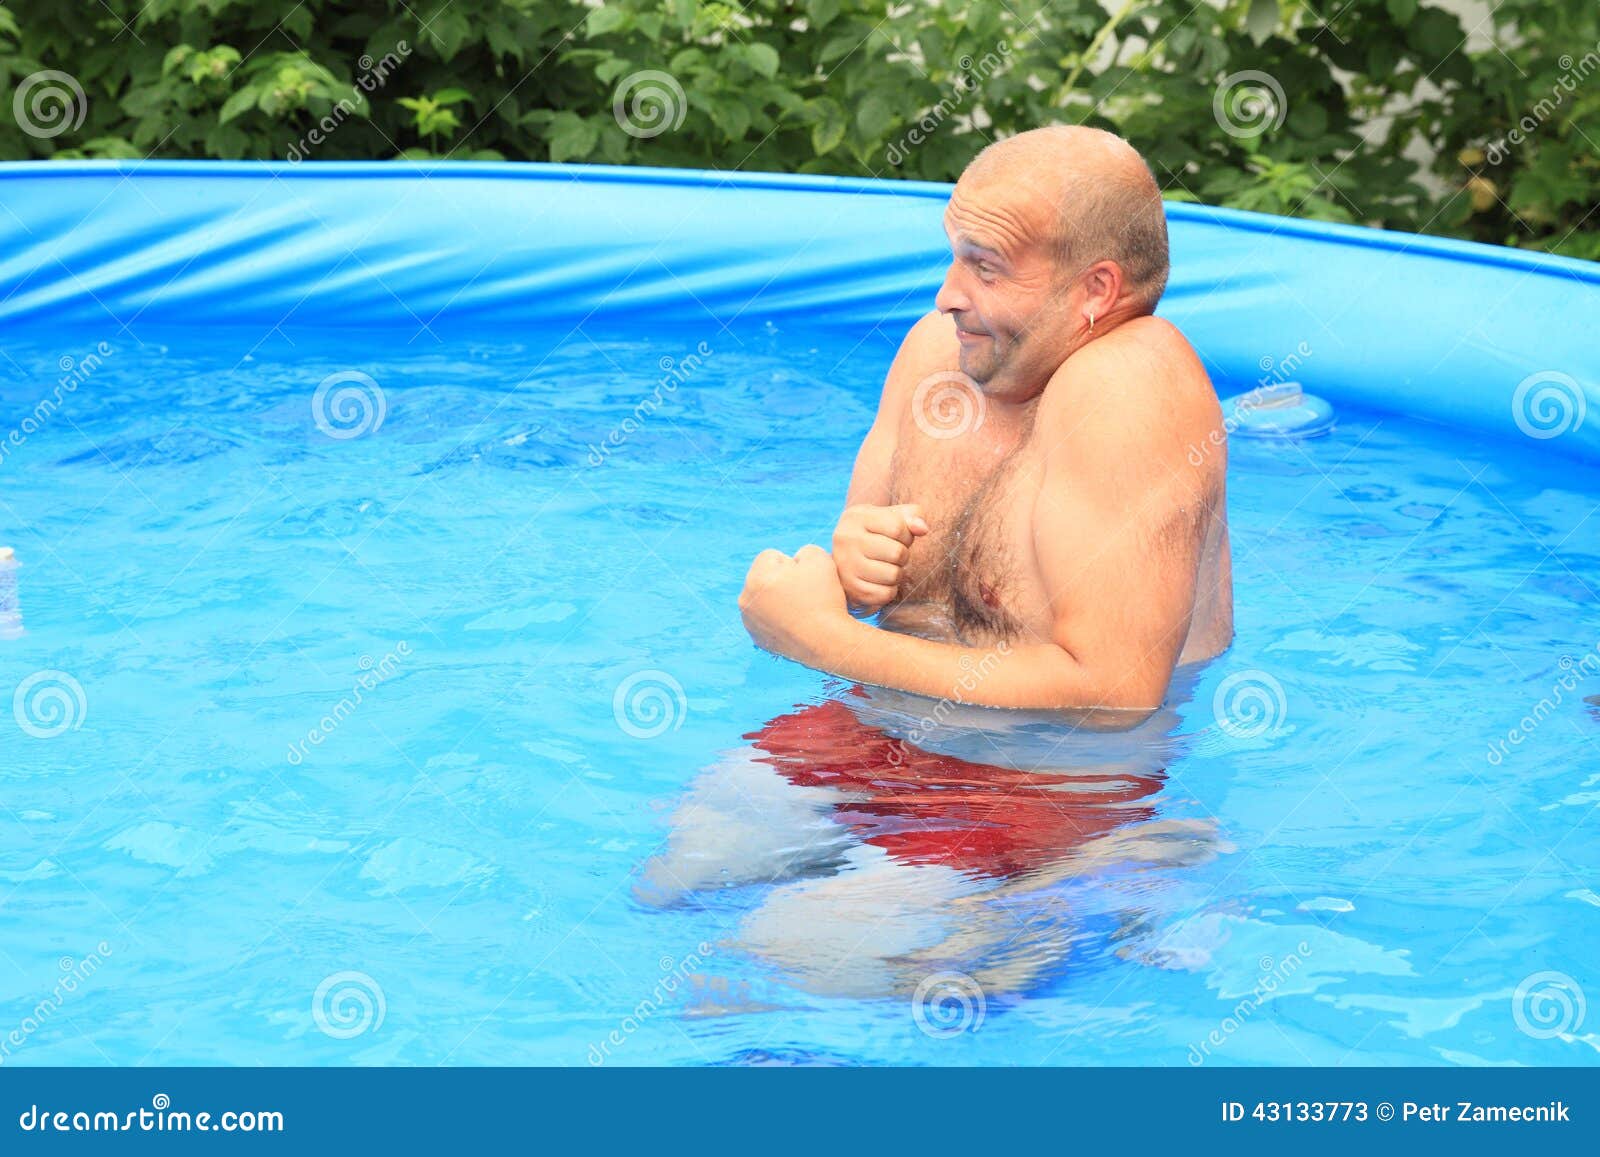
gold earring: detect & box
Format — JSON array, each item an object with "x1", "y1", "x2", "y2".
[{"x1": 1087, "y1": 312, "x2": 1095, "y2": 334}]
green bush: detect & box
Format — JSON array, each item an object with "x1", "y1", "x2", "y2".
[{"x1": 0, "y1": 0, "x2": 1594, "y2": 258}]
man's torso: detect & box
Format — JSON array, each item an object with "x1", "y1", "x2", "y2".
[{"x1": 879, "y1": 318, "x2": 1234, "y2": 668}]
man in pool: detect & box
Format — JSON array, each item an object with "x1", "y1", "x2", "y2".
[{"x1": 739, "y1": 125, "x2": 1232, "y2": 717}]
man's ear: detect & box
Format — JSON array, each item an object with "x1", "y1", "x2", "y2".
[{"x1": 1081, "y1": 260, "x2": 1124, "y2": 316}]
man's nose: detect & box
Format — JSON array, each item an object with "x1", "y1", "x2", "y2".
[{"x1": 934, "y1": 263, "x2": 969, "y2": 316}]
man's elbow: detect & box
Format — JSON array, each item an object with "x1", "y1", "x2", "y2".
[{"x1": 1030, "y1": 647, "x2": 1172, "y2": 724}]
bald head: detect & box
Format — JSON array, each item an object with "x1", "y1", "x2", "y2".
[{"x1": 964, "y1": 126, "x2": 1170, "y2": 312}]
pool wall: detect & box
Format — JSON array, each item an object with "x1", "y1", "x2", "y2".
[{"x1": 0, "y1": 160, "x2": 1595, "y2": 460}]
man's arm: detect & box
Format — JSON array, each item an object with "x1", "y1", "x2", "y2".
[
  {"x1": 742, "y1": 326, "x2": 1221, "y2": 718},
  {"x1": 841, "y1": 310, "x2": 950, "y2": 506}
]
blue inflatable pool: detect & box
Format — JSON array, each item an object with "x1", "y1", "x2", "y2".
[
  {"x1": 1, "y1": 161, "x2": 1596, "y2": 1068},
  {"x1": 2, "y1": 160, "x2": 1594, "y2": 459}
]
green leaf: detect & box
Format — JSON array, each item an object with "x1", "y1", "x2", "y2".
[
  {"x1": 856, "y1": 91, "x2": 895, "y2": 139},
  {"x1": 433, "y1": 87, "x2": 473, "y2": 106},
  {"x1": 746, "y1": 43, "x2": 780, "y2": 80},
  {"x1": 485, "y1": 23, "x2": 525, "y2": 64},
  {"x1": 1385, "y1": 0, "x2": 1419, "y2": 25},
  {"x1": 428, "y1": 11, "x2": 472, "y2": 62},
  {"x1": 1407, "y1": 9, "x2": 1461, "y2": 59},
  {"x1": 218, "y1": 86, "x2": 259, "y2": 124},
  {"x1": 708, "y1": 97, "x2": 751, "y2": 141},
  {"x1": 1244, "y1": 0, "x2": 1278, "y2": 46},
  {"x1": 587, "y1": 7, "x2": 631, "y2": 38},
  {"x1": 819, "y1": 34, "x2": 857, "y2": 66},
  {"x1": 596, "y1": 58, "x2": 635, "y2": 85},
  {"x1": 807, "y1": 0, "x2": 841, "y2": 30},
  {"x1": 162, "y1": 45, "x2": 192, "y2": 77},
  {"x1": 1288, "y1": 100, "x2": 1328, "y2": 139},
  {"x1": 669, "y1": 0, "x2": 697, "y2": 30},
  {"x1": 669, "y1": 48, "x2": 707, "y2": 73},
  {"x1": 282, "y1": 6, "x2": 314, "y2": 41},
  {"x1": 808, "y1": 97, "x2": 847, "y2": 155},
  {"x1": 547, "y1": 111, "x2": 599, "y2": 162}
]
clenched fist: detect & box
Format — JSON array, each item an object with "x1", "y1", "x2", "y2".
[
  {"x1": 830, "y1": 503, "x2": 929, "y2": 612},
  {"x1": 739, "y1": 544, "x2": 849, "y2": 663}
]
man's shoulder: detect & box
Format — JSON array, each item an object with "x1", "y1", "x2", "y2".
[
  {"x1": 880, "y1": 309, "x2": 961, "y2": 405},
  {"x1": 1036, "y1": 316, "x2": 1221, "y2": 457},
  {"x1": 1064, "y1": 315, "x2": 1204, "y2": 382},
  {"x1": 899, "y1": 308, "x2": 961, "y2": 369}
]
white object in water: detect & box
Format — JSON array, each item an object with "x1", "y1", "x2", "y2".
[
  {"x1": 1222, "y1": 380, "x2": 1336, "y2": 438},
  {"x1": 0, "y1": 548, "x2": 21, "y2": 639}
]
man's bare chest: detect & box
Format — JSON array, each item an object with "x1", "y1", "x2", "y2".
[{"x1": 885, "y1": 423, "x2": 1044, "y2": 642}]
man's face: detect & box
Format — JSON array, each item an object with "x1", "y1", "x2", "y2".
[{"x1": 936, "y1": 175, "x2": 1076, "y2": 399}]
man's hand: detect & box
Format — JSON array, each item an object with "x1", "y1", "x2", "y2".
[
  {"x1": 829, "y1": 503, "x2": 930, "y2": 612},
  {"x1": 739, "y1": 545, "x2": 850, "y2": 664}
]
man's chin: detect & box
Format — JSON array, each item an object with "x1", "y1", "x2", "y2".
[{"x1": 957, "y1": 348, "x2": 995, "y2": 385}]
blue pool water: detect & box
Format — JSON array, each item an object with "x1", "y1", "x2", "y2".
[{"x1": 1, "y1": 321, "x2": 1596, "y2": 1067}]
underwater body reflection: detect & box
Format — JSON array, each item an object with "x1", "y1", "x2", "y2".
[{"x1": 636, "y1": 664, "x2": 1226, "y2": 1003}]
